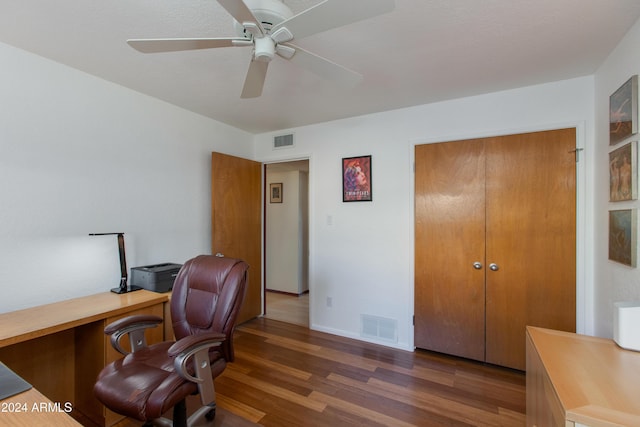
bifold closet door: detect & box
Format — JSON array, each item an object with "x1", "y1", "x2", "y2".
[
  {"x1": 414, "y1": 139, "x2": 486, "y2": 361},
  {"x1": 414, "y1": 128, "x2": 576, "y2": 370},
  {"x1": 484, "y1": 129, "x2": 576, "y2": 370}
]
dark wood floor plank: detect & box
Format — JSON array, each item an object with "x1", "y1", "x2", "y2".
[{"x1": 322, "y1": 374, "x2": 467, "y2": 426}]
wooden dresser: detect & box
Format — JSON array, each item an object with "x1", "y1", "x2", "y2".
[
  {"x1": 526, "y1": 326, "x2": 640, "y2": 427},
  {"x1": 0, "y1": 290, "x2": 168, "y2": 426}
]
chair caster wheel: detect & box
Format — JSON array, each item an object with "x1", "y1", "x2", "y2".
[{"x1": 205, "y1": 408, "x2": 216, "y2": 421}]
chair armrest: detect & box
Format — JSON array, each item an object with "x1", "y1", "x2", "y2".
[
  {"x1": 104, "y1": 314, "x2": 163, "y2": 355},
  {"x1": 168, "y1": 333, "x2": 226, "y2": 405},
  {"x1": 168, "y1": 333, "x2": 225, "y2": 357}
]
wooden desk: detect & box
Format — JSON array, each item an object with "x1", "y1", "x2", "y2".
[
  {"x1": 1, "y1": 388, "x2": 82, "y2": 426},
  {"x1": 526, "y1": 326, "x2": 640, "y2": 427},
  {"x1": 0, "y1": 290, "x2": 168, "y2": 426}
]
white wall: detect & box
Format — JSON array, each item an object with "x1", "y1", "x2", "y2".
[
  {"x1": 594, "y1": 18, "x2": 640, "y2": 338},
  {"x1": 0, "y1": 42, "x2": 253, "y2": 313},
  {"x1": 255, "y1": 76, "x2": 595, "y2": 350}
]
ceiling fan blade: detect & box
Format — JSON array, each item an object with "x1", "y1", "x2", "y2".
[
  {"x1": 271, "y1": 0, "x2": 394, "y2": 40},
  {"x1": 217, "y1": 0, "x2": 265, "y2": 36},
  {"x1": 127, "y1": 37, "x2": 248, "y2": 53},
  {"x1": 241, "y1": 59, "x2": 269, "y2": 98},
  {"x1": 283, "y1": 43, "x2": 363, "y2": 88}
]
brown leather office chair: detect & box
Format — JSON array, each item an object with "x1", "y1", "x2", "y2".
[{"x1": 94, "y1": 255, "x2": 249, "y2": 427}]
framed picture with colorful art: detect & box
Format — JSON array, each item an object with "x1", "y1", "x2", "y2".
[
  {"x1": 610, "y1": 75, "x2": 638, "y2": 145},
  {"x1": 609, "y1": 141, "x2": 637, "y2": 201},
  {"x1": 342, "y1": 155, "x2": 372, "y2": 202},
  {"x1": 609, "y1": 209, "x2": 637, "y2": 267}
]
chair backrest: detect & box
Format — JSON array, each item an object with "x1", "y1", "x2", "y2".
[{"x1": 170, "y1": 255, "x2": 249, "y2": 361}]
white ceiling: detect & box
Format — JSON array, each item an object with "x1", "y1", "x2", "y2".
[{"x1": 1, "y1": 0, "x2": 640, "y2": 134}]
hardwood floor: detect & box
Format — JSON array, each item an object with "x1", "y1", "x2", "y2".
[
  {"x1": 264, "y1": 291, "x2": 309, "y2": 327},
  {"x1": 217, "y1": 318, "x2": 525, "y2": 426},
  {"x1": 109, "y1": 318, "x2": 525, "y2": 426}
]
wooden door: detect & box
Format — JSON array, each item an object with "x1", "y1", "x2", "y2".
[
  {"x1": 211, "y1": 152, "x2": 262, "y2": 324},
  {"x1": 485, "y1": 129, "x2": 576, "y2": 370},
  {"x1": 414, "y1": 139, "x2": 487, "y2": 361}
]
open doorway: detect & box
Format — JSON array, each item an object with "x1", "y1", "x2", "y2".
[{"x1": 264, "y1": 160, "x2": 309, "y2": 327}]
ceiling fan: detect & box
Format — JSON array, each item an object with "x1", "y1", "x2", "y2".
[{"x1": 127, "y1": 0, "x2": 395, "y2": 98}]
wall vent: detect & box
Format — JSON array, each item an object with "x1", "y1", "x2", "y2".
[
  {"x1": 273, "y1": 133, "x2": 294, "y2": 149},
  {"x1": 360, "y1": 314, "x2": 398, "y2": 343}
]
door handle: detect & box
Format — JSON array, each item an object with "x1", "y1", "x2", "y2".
[
  {"x1": 473, "y1": 262, "x2": 483, "y2": 270},
  {"x1": 489, "y1": 263, "x2": 499, "y2": 271}
]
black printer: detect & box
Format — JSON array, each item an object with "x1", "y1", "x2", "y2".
[{"x1": 130, "y1": 263, "x2": 182, "y2": 293}]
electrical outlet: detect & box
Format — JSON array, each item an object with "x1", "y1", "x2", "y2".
[{"x1": 326, "y1": 296, "x2": 332, "y2": 308}]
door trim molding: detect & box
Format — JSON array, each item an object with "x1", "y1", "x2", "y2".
[{"x1": 262, "y1": 154, "x2": 313, "y2": 326}]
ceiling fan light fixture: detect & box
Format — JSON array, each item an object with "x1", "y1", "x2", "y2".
[
  {"x1": 275, "y1": 44, "x2": 295, "y2": 59},
  {"x1": 271, "y1": 26, "x2": 293, "y2": 44},
  {"x1": 254, "y1": 36, "x2": 276, "y2": 62}
]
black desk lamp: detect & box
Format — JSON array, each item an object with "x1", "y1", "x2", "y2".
[{"x1": 89, "y1": 232, "x2": 142, "y2": 294}]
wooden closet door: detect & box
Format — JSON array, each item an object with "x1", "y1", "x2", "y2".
[
  {"x1": 484, "y1": 129, "x2": 576, "y2": 370},
  {"x1": 414, "y1": 140, "x2": 486, "y2": 361}
]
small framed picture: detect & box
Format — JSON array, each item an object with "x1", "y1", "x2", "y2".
[
  {"x1": 610, "y1": 75, "x2": 638, "y2": 145},
  {"x1": 609, "y1": 209, "x2": 637, "y2": 267},
  {"x1": 609, "y1": 141, "x2": 637, "y2": 201},
  {"x1": 342, "y1": 155, "x2": 372, "y2": 202},
  {"x1": 270, "y1": 183, "x2": 283, "y2": 203}
]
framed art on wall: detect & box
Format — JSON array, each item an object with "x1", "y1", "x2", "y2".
[
  {"x1": 609, "y1": 141, "x2": 637, "y2": 201},
  {"x1": 342, "y1": 155, "x2": 372, "y2": 202},
  {"x1": 270, "y1": 182, "x2": 283, "y2": 203},
  {"x1": 609, "y1": 209, "x2": 637, "y2": 267},
  {"x1": 610, "y1": 75, "x2": 638, "y2": 146}
]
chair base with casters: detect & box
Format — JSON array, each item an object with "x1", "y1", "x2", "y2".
[
  {"x1": 141, "y1": 401, "x2": 216, "y2": 427},
  {"x1": 93, "y1": 255, "x2": 249, "y2": 427}
]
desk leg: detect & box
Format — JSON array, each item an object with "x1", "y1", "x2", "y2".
[{"x1": 75, "y1": 321, "x2": 106, "y2": 426}]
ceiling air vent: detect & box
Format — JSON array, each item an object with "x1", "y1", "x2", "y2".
[{"x1": 273, "y1": 133, "x2": 294, "y2": 149}]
